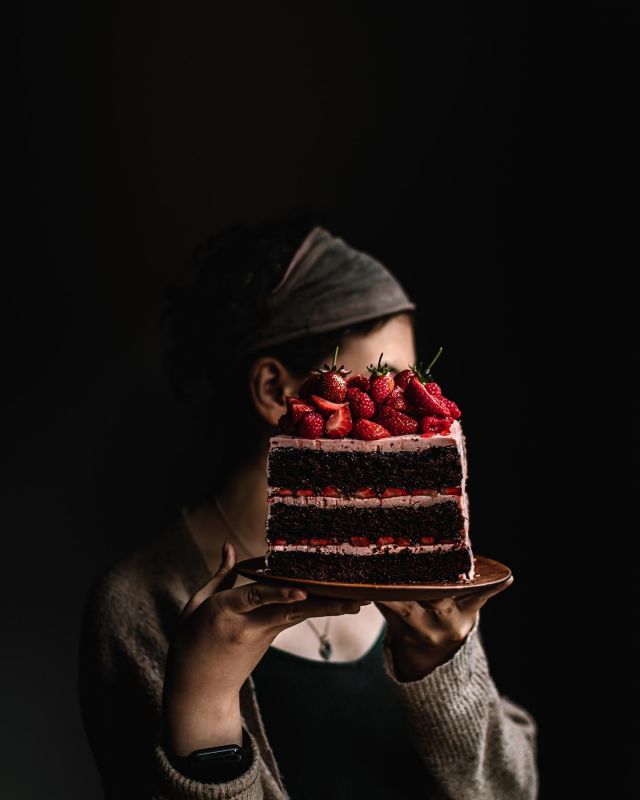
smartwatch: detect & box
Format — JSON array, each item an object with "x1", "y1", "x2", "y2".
[{"x1": 166, "y1": 727, "x2": 254, "y2": 783}]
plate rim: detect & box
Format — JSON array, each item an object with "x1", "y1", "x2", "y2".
[{"x1": 234, "y1": 553, "x2": 512, "y2": 592}]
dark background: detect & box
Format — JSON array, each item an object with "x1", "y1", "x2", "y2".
[{"x1": 4, "y1": 1, "x2": 636, "y2": 797}]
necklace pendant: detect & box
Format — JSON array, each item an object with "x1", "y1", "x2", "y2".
[{"x1": 319, "y1": 636, "x2": 332, "y2": 660}]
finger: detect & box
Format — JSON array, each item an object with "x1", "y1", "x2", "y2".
[
  {"x1": 458, "y1": 575, "x2": 514, "y2": 612},
  {"x1": 180, "y1": 538, "x2": 236, "y2": 620},
  {"x1": 223, "y1": 581, "x2": 310, "y2": 614},
  {"x1": 261, "y1": 595, "x2": 366, "y2": 631}
]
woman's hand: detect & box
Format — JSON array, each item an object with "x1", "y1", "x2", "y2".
[
  {"x1": 375, "y1": 576, "x2": 514, "y2": 682},
  {"x1": 163, "y1": 540, "x2": 368, "y2": 756}
]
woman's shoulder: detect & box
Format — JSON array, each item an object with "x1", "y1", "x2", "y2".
[{"x1": 81, "y1": 513, "x2": 210, "y2": 654}]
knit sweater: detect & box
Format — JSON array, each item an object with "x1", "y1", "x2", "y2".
[{"x1": 78, "y1": 515, "x2": 539, "y2": 800}]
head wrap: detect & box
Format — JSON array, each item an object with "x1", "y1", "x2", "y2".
[{"x1": 235, "y1": 226, "x2": 416, "y2": 358}]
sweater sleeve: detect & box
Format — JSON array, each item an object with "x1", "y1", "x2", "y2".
[
  {"x1": 381, "y1": 615, "x2": 539, "y2": 800},
  {"x1": 78, "y1": 569, "x2": 286, "y2": 800}
]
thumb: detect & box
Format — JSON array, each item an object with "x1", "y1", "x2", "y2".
[{"x1": 180, "y1": 539, "x2": 237, "y2": 621}]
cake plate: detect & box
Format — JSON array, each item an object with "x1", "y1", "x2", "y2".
[{"x1": 234, "y1": 555, "x2": 512, "y2": 601}]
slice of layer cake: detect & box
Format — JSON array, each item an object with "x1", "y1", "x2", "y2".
[{"x1": 264, "y1": 351, "x2": 473, "y2": 584}]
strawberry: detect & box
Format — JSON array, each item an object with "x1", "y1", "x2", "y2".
[
  {"x1": 298, "y1": 374, "x2": 321, "y2": 399},
  {"x1": 312, "y1": 346, "x2": 351, "y2": 402},
  {"x1": 347, "y1": 373, "x2": 370, "y2": 391},
  {"x1": 295, "y1": 488, "x2": 315, "y2": 496},
  {"x1": 396, "y1": 536, "x2": 412, "y2": 546},
  {"x1": 353, "y1": 418, "x2": 391, "y2": 440},
  {"x1": 420, "y1": 415, "x2": 453, "y2": 435},
  {"x1": 367, "y1": 353, "x2": 395, "y2": 403},
  {"x1": 381, "y1": 487, "x2": 407, "y2": 498},
  {"x1": 406, "y1": 377, "x2": 451, "y2": 416},
  {"x1": 325, "y1": 404, "x2": 353, "y2": 438},
  {"x1": 350, "y1": 536, "x2": 370, "y2": 547},
  {"x1": 411, "y1": 488, "x2": 437, "y2": 496},
  {"x1": 394, "y1": 368, "x2": 415, "y2": 390},
  {"x1": 299, "y1": 538, "x2": 310, "y2": 545},
  {"x1": 347, "y1": 387, "x2": 376, "y2": 419},
  {"x1": 385, "y1": 386, "x2": 409, "y2": 411},
  {"x1": 441, "y1": 397, "x2": 462, "y2": 419},
  {"x1": 298, "y1": 411, "x2": 325, "y2": 439},
  {"x1": 376, "y1": 408, "x2": 418, "y2": 436},
  {"x1": 285, "y1": 395, "x2": 316, "y2": 424},
  {"x1": 272, "y1": 538, "x2": 288, "y2": 545},
  {"x1": 310, "y1": 538, "x2": 331, "y2": 546},
  {"x1": 442, "y1": 487, "x2": 462, "y2": 495},
  {"x1": 377, "y1": 536, "x2": 395, "y2": 546},
  {"x1": 353, "y1": 487, "x2": 377, "y2": 498},
  {"x1": 310, "y1": 394, "x2": 348, "y2": 418},
  {"x1": 276, "y1": 488, "x2": 294, "y2": 496},
  {"x1": 420, "y1": 536, "x2": 435, "y2": 545},
  {"x1": 425, "y1": 381, "x2": 442, "y2": 396},
  {"x1": 278, "y1": 412, "x2": 297, "y2": 435},
  {"x1": 321, "y1": 485, "x2": 343, "y2": 497}
]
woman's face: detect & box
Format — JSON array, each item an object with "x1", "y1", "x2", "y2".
[{"x1": 335, "y1": 313, "x2": 417, "y2": 378}]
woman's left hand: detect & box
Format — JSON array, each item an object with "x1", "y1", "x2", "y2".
[{"x1": 375, "y1": 576, "x2": 514, "y2": 682}]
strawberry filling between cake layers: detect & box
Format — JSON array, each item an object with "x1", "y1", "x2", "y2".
[{"x1": 268, "y1": 542, "x2": 465, "y2": 555}]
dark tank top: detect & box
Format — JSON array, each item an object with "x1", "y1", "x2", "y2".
[{"x1": 251, "y1": 622, "x2": 432, "y2": 800}]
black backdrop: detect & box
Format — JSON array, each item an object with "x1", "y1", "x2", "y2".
[{"x1": 4, "y1": 1, "x2": 636, "y2": 797}]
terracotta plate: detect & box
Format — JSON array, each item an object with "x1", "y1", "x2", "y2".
[{"x1": 234, "y1": 554, "x2": 512, "y2": 601}]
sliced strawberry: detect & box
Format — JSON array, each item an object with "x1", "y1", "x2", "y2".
[
  {"x1": 346, "y1": 373, "x2": 370, "y2": 391},
  {"x1": 321, "y1": 485, "x2": 343, "y2": 497},
  {"x1": 406, "y1": 377, "x2": 451, "y2": 416},
  {"x1": 295, "y1": 488, "x2": 315, "y2": 496},
  {"x1": 381, "y1": 487, "x2": 407, "y2": 498},
  {"x1": 420, "y1": 536, "x2": 435, "y2": 545},
  {"x1": 394, "y1": 368, "x2": 415, "y2": 390},
  {"x1": 310, "y1": 537, "x2": 331, "y2": 546},
  {"x1": 395, "y1": 536, "x2": 412, "y2": 546},
  {"x1": 272, "y1": 538, "x2": 288, "y2": 545},
  {"x1": 298, "y1": 411, "x2": 325, "y2": 439},
  {"x1": 346, "y1": 387, "x2": 376, "y2": 419},
  {"x1": 377, "y1": 536, "x2": 395, "y2": 546},
  {"x1": 298, "y1": 374, "x2": 321, "y2": 399},
  {"x1": 278, "y1": 412, "x2": 297, "y2": 435},
  {"x1": 276, "y1": 488, "x2": 294, "y2": 496},
  {"x1": 350, "y1": 536, "x2": 370, "y2": 547},
  {"x1": 376, "y1": 408, "x2": 418, "y2": 436},
  {"x1": 442, "y1": 487, "x2": 462, "y2": 496},
  {"x1": 299, "y1": 538, "x2": 310, "y2": 545},
  {"x1": 411, "y1": 488, "x2": 437, "y2": 496},
  {"x1": 325, "y1": 404, "x2": 353, "y2": 438},
  {"x1": 419, "y1": 415, "x2": 454, "y2": 435},
  {"x1": 385, "y1": 386, "x2": 409, "y2": 412},
  {"x1": 310, "y1": 394, "x2": 347, "y2": 418},
  {"x1": 352, "y1": 418, "x2": 391, "y2": 440},
  {"x1": 353, "y1": 487, "x2": 377, "y2": 498}
]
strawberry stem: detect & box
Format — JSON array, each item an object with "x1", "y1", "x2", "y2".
[
  {"x1": 426, "y1": 346, "x2": 443, "y2": 373},
  {"x1": 333, "y1": 346, "x2": 339, "y2": 369}
]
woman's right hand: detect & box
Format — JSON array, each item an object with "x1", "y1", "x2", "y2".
[{"x1": 163, "y1": 539, "x2": 367, "y2": 756}]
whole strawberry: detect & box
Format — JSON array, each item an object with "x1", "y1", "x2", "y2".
[
  {"x1": 347, "y1": 387, "x2": 376, "y2": 419},
  {"x1": 346, "y1": 373, "x2": 370, "y2": 391},
  {"x1": 298, "y1": 374, "x2": 321, "y2": 399},
  {"x1": 367, "y1": 353, "x2": 395, "y2": 403},
  {"x1": 376, "y1": 408, "x2": 418, "y2": 435},
  {"x1": 353, "y1": 418, "x2": 391, "y2": 440},
  {"x1": 394, "y1": 368, "x2": 415, "y2": 390},
  {"x1": 420, "y1": 415, "x2": 453, "y2": 436},
  {"x1": 442, "y1": 397, "x2": 462, "y2": 419},
  {"x1": 385, "y1": 386, "x2": 409, "y2": 411},
  {"x1": 312, "y1": 346, "x2": 351, "y2": 402},
  {"x1": 285, "y1": 395, "x2": 316, "y2": 424},
  {"x1": 298, "y1": 411, "x2": 325, "y2": 439}
]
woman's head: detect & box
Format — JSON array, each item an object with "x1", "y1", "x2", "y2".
[{"x1": 161, "y1": 216, "x2": 416, "y2": 473}]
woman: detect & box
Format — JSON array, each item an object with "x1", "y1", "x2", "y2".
[{"x1": 78, "y1": 219, "x2": 538, "y2": 799}]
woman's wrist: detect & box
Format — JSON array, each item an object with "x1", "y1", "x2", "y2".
[{"x1": 165, "y1": 692, "x2": 243, "y2": 756}]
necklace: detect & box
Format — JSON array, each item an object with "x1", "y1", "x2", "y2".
[{"x1": 208, "y1": 494, "x2": 333, "y2": 661}]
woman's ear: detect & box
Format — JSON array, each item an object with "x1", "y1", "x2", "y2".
[{"x1": 248, "y1": 357, "x2": 299, "y2": 427}]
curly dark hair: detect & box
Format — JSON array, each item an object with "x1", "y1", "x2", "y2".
[{"x1": 160, "y1": 214, "x2": 410, "y2": 484}]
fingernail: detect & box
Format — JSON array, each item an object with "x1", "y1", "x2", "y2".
[
  {"x1": 360, "y1": 600, "x2": 372, "y2": 605},
  {"x1": 291, "y1": 589, "x2": 307, "y2": 600}
]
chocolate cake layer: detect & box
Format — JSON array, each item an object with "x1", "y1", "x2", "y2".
[
  {"x1": 267, "y1": 547, "x2": 473, "y2": 584},
  {"x1": 268, "y1": 446, "x2": 462, "y2": 493},
  {"x1": 267, "y1": 501, "x2": 464, "y2": 543}
]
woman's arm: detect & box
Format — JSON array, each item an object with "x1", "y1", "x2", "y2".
[{"x1": 380, "y1": 615, "x2": 538, "y2": 800}]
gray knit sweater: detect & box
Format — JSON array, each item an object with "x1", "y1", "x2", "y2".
[{"x1": 78, "y1": 516, "x2": 538, "y2": 799}]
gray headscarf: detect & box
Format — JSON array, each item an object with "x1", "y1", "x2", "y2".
[{"x1": 235, "y1": 226, "x2": 416, "y2": 358}]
